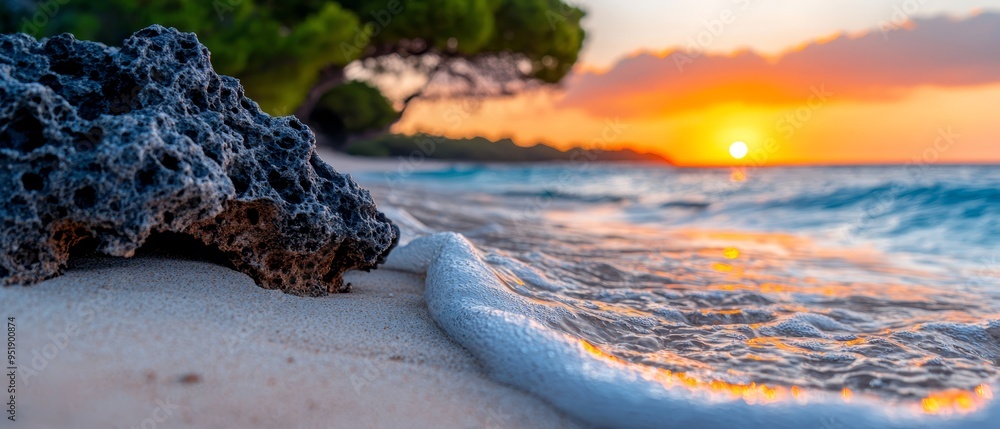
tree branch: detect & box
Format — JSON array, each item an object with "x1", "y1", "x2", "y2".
[
  {"x1": 294, "y1": 65, "x2": 346, "y2": 121},
  {"x1": 394, "y1": 57, "x2": 451, "y2": 123}
]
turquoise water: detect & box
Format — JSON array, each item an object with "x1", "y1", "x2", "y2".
[{"x1": 359, "y1": 163, "x2": 999, "y2": 424}]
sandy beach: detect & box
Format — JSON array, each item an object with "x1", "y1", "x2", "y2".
[
  {"x1": 4, "y1": 151, "x2": 574, "y2": 429},
  {"x1": 3, "y1": 254, "x2": 577, "y2": 428},
  {"x1": 5, "y1": 153, "x2": 999, "y2": 429},
  {"x1": 4, "y1": 3, "x2": 999, "y2": 427}
]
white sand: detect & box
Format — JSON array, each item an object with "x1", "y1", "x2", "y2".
[
  {"x1": 1, "y1": 152, "x2": 562, "y2": 428},
  {"x1": 2, "y1": 256, "x2": 577, "y2": 428}
]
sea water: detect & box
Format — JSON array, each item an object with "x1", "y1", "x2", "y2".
[{"x1": 357, "y1": 163, "x2": 999, "y2": 428}]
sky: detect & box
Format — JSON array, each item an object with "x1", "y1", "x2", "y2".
[{"x1": 396, "y1": 1, "x2": 1000, "y2": 166}]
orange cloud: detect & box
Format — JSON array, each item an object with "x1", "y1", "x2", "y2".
[{"x1": 559, "y1": 13, "x2": 1000, "y2": 118}]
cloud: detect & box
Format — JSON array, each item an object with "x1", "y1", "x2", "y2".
[{"x1": 559, "y1": 13, "x2": 1000, "y2": 118}]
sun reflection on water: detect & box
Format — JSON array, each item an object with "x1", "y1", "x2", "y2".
[
  {"x1": 366, "y1": 181, "x2": 1000, "y2": 420},
  {"x1": 531, "y1": 224, "x2": 1000, "y2": 417},
  {"x1": 581, "y1": 339, "x2": 994, "y2": 415}
]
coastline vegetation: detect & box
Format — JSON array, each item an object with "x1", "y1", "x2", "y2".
[
  {"x1": 345, "y1": 133, "x2": 671, "y2": 163},
  {"x1": 1, "y1": 0, "x2": 586, "y2": 149}
]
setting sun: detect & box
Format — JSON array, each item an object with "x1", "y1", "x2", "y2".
[
  {"x1": 729, "y1": 141, "x2": 749, "y2": 160},
  {"x1": 4, "y1": 2, "x2": 1000, "y2": 428}
]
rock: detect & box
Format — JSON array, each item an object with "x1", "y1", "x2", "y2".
[{"x1": 0, "y1": 25, "x2": 398, "y2": 296}]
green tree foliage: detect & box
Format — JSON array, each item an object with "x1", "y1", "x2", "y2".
[
  {"x1": 333, "y1": 0, "x2": 585, "y2": 101},
  {"x1": 310, "y1": 81, "x2": 396, "y2": 145},
  {"x1": 347, "y1": 134, "x2": 567, "y2": 161},
  {"x1": 2, "y1": 0, "x2": 359, "y2": 113},
  {"x1": 346, "y1": 134, "x2": 670, "y2": 164},
  {"x1": 2, "y1": 0, "x2": 585, "y2": 141},
  {"x1": 485, "y1": 0, "x2": 586, "y2": 83}
]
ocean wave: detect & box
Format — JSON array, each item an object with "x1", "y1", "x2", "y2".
[
  {"x1": 743, "y1": 182, "x2": 1000, "y2": 214},
  {"x1": 500, "y1": 189, "x2": 631, "y2": 203},
  {"x1": 386, "y1": 233, "x2": 999, "y2": 429},
  {"x1": 658, "y1": 200, "x2": 712, "y2": 210},
  {"x1": 362, "y1": 164, "x2": 1000, "y2": 426},
  {"x1": 389, "y1": 165, "x2": 1000, "y2": 256}
]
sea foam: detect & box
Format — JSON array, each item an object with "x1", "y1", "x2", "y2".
[{"x1": 386, "y1": 233, "x2": 998, "y2": 429}]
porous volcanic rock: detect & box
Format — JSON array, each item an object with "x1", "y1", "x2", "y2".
[{"x1": 0, "y1": 25, "x2": 398, "y2": 295}]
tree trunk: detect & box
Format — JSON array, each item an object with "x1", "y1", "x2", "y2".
[{"x1": 294, "y1": 65, "x2": 346, "y2": 123}]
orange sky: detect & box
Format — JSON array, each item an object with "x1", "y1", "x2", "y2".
[{"x1": 395, "y1": 13, "x2": 1000, "y2": 166}]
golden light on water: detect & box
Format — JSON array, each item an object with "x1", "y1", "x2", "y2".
[
  {"x1": 579, "y1": 339, "x2": 994, "y2": 415},
  {"x1": 976, "y1": 384, "x2": 994, "y2": 399},
  {"x1": 558, "y1": 229, "x2": 996, "y2": 417},
  {"x1": 920, "y1": 387, "x2": 993, "y2": 414},
  {"x1": 723, "y1": 247, "x2": 740, "y2": 259},
  {"x1": 712, "y1": 262, "x2": 733, "y2": 272},
  {"x1": 711, "y1": 246, "x2": 742, "y2": 274},
  {"x1": 581, "y1": 339, "x2": 788, "y2": 403},
  {"x1": 729, "y1": 141, "x2": 749, "y2": 159},
  {"x1": 842, "y1": 387, "x2": 854, "y2": 401}
]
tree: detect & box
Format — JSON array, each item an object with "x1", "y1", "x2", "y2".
[
  {"x1": 318, "y1": 0, "x2": 586, "y2": 122},
  {"x1": 309, "y1": 81, "x2": 397, "y2": 146},
  {"x1": 1, "y1": 0, "x2": 586, "y2": 144},
  {"x1": 2, "y1": 0, "x2": 361, "y2": 115}
]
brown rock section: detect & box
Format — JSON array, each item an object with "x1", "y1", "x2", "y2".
[{"x1": 0, "y1": 25, "x2": 398, "y2": 295}]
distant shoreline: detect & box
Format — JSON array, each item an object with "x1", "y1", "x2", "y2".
[{"x1": 339, "y1": 133, "x2": 672, "y2": 165}]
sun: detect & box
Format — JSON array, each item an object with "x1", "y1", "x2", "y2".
[{"x1": 729, "y1": 141, "x2": 748, "y2": 160}]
